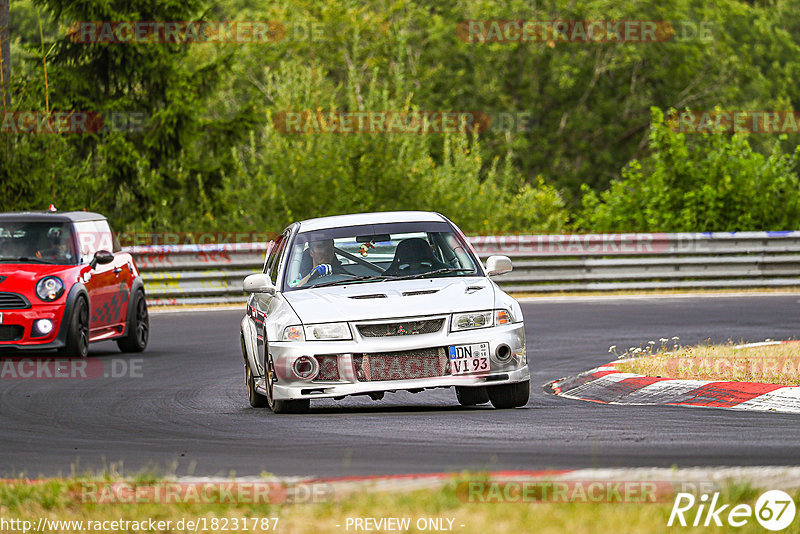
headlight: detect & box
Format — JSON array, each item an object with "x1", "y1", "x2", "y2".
[
  {"x1": 35, "y1": 276, "x2": 64, "y2": 301},
  {"x1": 451, "y1": 310, "x2": 493, "y2": 331},
  {"x1": 450, "y1": 309, "x2": 515, "y2": 331},
  {"x1": 282, "y1": 325, "x2": 305, "y2": 341},
  {"x1": 304, "y1": 322, "x2": 352, "y2": 341}
]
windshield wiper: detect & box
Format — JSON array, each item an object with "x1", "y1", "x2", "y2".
[
  {"x1": 0, "y1": 256, "x2": 57, "y2": 265},
  {"x1": 388, "y1": 268, "x2": 476, "y2": 281},
  {"x1": 310, "y1": 274, "x2": 393, "y2": 288}
]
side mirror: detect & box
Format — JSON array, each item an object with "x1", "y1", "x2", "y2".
[
  {"x1": 90, "y1": 250, "x2": 114, "y2": 269},
  {"x1": 485, "y1": 255, "x2": 513, "y2": 276},
  {"x1": 244, "y1": 273, "x2": 276, "y2": 295}
]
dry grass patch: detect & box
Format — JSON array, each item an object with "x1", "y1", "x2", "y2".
[{"x1": 616, "y1": 341, "x2": 800, "y2": 384}]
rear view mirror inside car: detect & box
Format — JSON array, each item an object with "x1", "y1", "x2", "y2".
[{"x1": 357, "y1": 234, "x2": 390, "y2": 243}]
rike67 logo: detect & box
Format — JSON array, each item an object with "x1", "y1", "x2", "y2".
[{"x1": 668, "y1": 490, "x2": 796, "y2": 530}]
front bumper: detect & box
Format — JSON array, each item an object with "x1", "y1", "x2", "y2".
[
  {"x1": 258, "y1": 320, "x2": 529, "y2": 401},
  {"x1": 0, "y1": 304, "x2": 66, "y2": 351}
]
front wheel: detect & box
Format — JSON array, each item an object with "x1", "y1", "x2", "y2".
[
  {"x1": 265, "y1": 357, "x2": 309, "y2": 414},
  {"x1": 455, "y1": 386, "x2": 490, "y2": 406},
  {"x1": 59, "y1": 297, "x2": 89, "y2": 358},
  {"x1": 117, "y1": 290, "x2": 148, "y2": 353},
  {"x1": 488, "y1": 380, "x2": 530, "y2": 409},
  {"x1": 245, "y1": 361, "x2": 269, "y2": 408}
]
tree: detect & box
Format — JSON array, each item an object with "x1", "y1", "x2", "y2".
[{"x1": 0, "y1": 0, "x2": 9, "y2": 108}]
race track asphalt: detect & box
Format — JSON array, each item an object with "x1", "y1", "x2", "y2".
[{"x1": 1, "y1": 294, "x2": 798, "y2": 478}]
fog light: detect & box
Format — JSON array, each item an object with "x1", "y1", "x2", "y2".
[
  {"x1": 495, "y1": 344, "x2": 511, "y2": 362},
  {"x1": 292, "y1": 356, "x2": 319, "y2": 380},
  {"x1": 33, "y1": 319, "x2": 53, "y2": 337}
]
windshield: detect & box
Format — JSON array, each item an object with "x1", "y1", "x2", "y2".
[
  {"x1": 0, "y1": 221, "x2": 79, "y2": 265},
  {"x1": 283, "y1": 221, "x2": 480, "y2": 291}
]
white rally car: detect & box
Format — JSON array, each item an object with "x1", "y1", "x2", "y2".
[{"x1": 239, "y1": 211, "x2": 529, "y2": 413}]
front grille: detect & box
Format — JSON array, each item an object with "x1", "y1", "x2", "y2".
[
  {"x1": 0, "y1": 292, "x2": 30, "y2": 310},
  {"x1": 357, "y1": 318, "x2": 444, "y2": 338},
  {"x1": 353, "y1": 347, "x2": 450, "y2": 381},
  {"x1": 315, "y1": 355, "x2": 341, "y2": 381},
  {"x1": 0, "y1": 325, "x2": 24, "y2": 341}
]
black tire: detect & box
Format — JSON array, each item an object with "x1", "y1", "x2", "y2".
[
  {"x1": 488, "y1": 380, "x2": 530, "y2": 409},
  {"x1": 59, "y1": 297, "x2": 89, "y2": 358},
  {"x1": 455, "y1": 386, "x2": 490, "y2": 406},
  {"x1": 116, "y1": 290, "x2": 149, "y2": 353},
  {"x1": 265, "y1": 357, "x2": 310, "y2": 414},
  {"x1": 245, "y1": 361, "x2": 270, "y2": 408}
]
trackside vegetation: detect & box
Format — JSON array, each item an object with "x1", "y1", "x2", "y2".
[
  {"x1": 1, "y1": 475, "x2": 794, "y2": 534},
  {"x1": 2, "y1": 0, "x2": 800, "y2": 235},
  {"x1": 616, "y1": 341, "x2": 800, "y2": 384}
]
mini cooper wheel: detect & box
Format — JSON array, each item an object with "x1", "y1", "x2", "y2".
[
  {"x1": 245, "y1": 361, "x2": 270, "y2": 408},
  {"x1": 487, "y1": 380, "x2": 530, "y2": 409},
  {"x1": 265, "y1": 357, "x2": 310, "y2": 414},
  {"x1": 60, "y1": 297, "x2": 89, "y2": 358},
  {"x1": 455, "y1": 386, "x2": 490, "y2": 406},
  {"x1": 117, "y1": 290, "x2": 149, "y2": 353}
]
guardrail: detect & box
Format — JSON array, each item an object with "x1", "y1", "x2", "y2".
[{"x1": 128, "y1": 232, "x2": 800, "y2": 305}]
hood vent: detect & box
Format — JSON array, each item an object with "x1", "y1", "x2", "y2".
[
  {"x1": 349, "y1": 293, "x2": 387, "y2": 300},
  {"x1": 465, "y1": 285, "x2": 485, "y2": 294},
  {"x1": 402, "y1": 289, "x2": 439, "y2": 297}
]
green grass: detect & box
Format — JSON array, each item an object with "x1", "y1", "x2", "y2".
[{"x1": 1, "y1": 476, "x2": 799, "y2": 533}]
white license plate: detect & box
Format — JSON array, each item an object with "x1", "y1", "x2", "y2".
[{"x1": 449, "y1": 342, "x2": 490, "y2": 375}]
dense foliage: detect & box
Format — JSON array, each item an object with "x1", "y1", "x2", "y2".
[{"x1": 2, "y1": 0, "x2": 800, "y2": 235}]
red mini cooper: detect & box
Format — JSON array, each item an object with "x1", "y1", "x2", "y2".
[{"x1": 0, "y1": 211, "x2": 148, "y2": 357}]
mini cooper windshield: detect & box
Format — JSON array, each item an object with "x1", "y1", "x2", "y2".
[
  {"x1": 0, "y1": 222, "x2": 79, "y2": 265},
  {"x1": 283, "y1": 221, "x2": 480, "y2": 291}
]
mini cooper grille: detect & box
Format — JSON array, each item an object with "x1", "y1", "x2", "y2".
[
  {"x1": 315, "y1": 355, "x2": 341, "y2": 381},
  {"x1": 357, "y1": 318, "x2": 444, "y2": 338},
  {"x1": 0, "y1": 325, "x2": 24, "y2": 341},
  {"x1": 0, "y1": 293, "x2": 30, "y2": 310},
  {"x1": 353, "y1": 348, "x2": 450, "y2": 382}
]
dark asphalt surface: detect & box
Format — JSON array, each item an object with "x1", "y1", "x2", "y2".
[{"x1": 2, "y1": 294, "x2": 799, "y2": 478}]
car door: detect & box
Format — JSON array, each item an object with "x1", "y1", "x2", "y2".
[
  {"x1": 75, "y1": 220, "x2": 122, "y2": 334},
  {"x1": 253, "y1": 231, "x2": 290, "y2": 372}
]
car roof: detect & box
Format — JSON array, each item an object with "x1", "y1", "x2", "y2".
[
  {"x1": 297, "y1": 211, "x2": 447, "y2": 232},
  {"x1": 0, "y1": 211, "x2": 107, "y2": 223}
]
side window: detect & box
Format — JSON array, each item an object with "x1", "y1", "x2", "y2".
[
  {"x1": 266, "y1": 233, "x2": 288, "y2": 284},
  {"x1": 74, "y1": 220, "x2": 115, "y2": 263},
  {"x1": 263, "y1": 235, "x2": 283, "y2": 275}
]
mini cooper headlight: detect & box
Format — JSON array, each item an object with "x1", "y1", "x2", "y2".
[
  {"x1": 304, "y1": 322, "x2": 352, "y2": 341},
  {"x1": 451, "y1": 310, "x2": 493, "y2": 331},
  {"x1": 35, "y1": 276, "x2": 65, "y2": 301}
]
